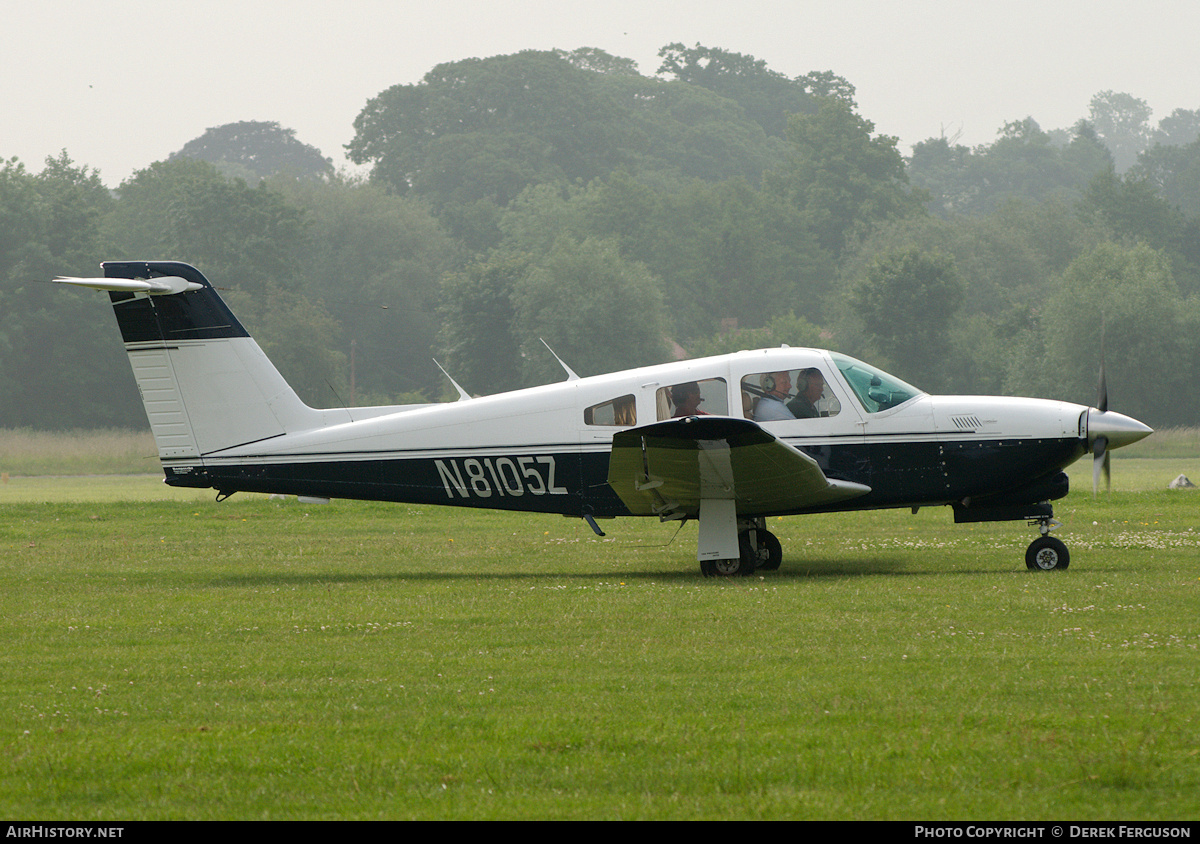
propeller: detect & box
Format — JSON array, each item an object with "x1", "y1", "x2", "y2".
[
  {"x1": 1087, "y1": 325, "x2": 1153, "y2": 495},
  {"x1": 1092, "y1": 433, "x2": 1110, "y2": 495},
  {"x1": 1092, "y1": 349, "x2": 1110, "y2": 495}
]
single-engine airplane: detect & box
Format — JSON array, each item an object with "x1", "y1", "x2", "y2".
[{"x1": 57, "y1": 261, "x2": 1153, "y2": 576}]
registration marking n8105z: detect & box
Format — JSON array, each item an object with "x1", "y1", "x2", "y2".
[{"x1": 435, "y1": 455, "x2": 569, "y2": 499}]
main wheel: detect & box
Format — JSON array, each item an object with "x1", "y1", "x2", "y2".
[
  {"x1": 1026, "y1": 535, "x2": 1070, "y2": 570},
  {"x1": 740, "y1": 528, "x2": 783, "y2": 571},
  {"x1": 711, "y1": 555, "x2": 753, "y2": 577}
]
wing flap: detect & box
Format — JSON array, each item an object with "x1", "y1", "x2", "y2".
[{"x1": 607, "y1": 416, "x2": 870, "y2": 518}]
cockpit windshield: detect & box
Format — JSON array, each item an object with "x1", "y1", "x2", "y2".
[{"x1": 831, "y1": 353, "x2": 924, "y2": 413}]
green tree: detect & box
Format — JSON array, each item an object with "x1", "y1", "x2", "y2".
[
  {"x1": 102, "y1": 160, "x2": 369, "y2": 407},
  {"x1": 908, "y1": 120, "x2": 1112, "y2": 218},
  {"x1": 1082, "y1": 167, "x2": 1200, "y2": 295},
  {"x1": 438, "y1": 252, "x2": 529, "y2": 395},
  {"x1": 1131, "y1": 135, "x2": 1200, "y2": 220},
  {"x1": 1149, "y1": 107, "x2": 1200, "y2": 148},
  {"x1": 0, "y1": 154, "x2": 141, "y2": 428},
  {"x1": 512, "y1": 237, "x2": 667, "y2": 384},
  {"x1": 634, "y1": 178, "x2": 829, "y2": 338},
  {"x1": 349, "y1": 50, "x2": 629, "y2": 204},
  {"x1": 1012, "y1": 242, "x2": 1198, "y2": 427},
  {"x1": 766, "y1": 99, "x2": 922, "y2": 257},
  {"x1": 1089, "y1": 91, "x2": 1153, "y2": 173},
  {"x1": 347, "y1": 46, "x2": 791, "y2": 247},
  {"x1": 849, "y1": 247, "x2": 964, "y2": 387},
  {"x1": 655, "y1": 42, "x2": 831, "y2": 137},
  {"x1": 274, "y1": 175, "x2": 458, "y2": 401},
  {"x1": 838, "y1": 199, "x2": 1108, "y2": 395},
  {"x1": 496, "y1": 172, "x2": 830, "y2": 342},
  {"x1": 103, "y1": 158, "x2": 307, "y2": 288},
  {"x1": 558, "y1": 46, "x2": 641, "y2": 77},
  {"x1": 171, "y1": 121, "x2": 333, "y2": 182}
]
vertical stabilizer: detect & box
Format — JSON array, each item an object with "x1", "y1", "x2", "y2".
[{"x1": 99, "y1": 261, "x2": 321, "y2": 458}]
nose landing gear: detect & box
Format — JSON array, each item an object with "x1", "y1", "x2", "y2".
[{"x1": 1026, "y1": 516, "x2": 1069, "y2": 570}]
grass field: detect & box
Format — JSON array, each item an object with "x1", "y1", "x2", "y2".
[{"x1": 1, "y1": 434, "x2": 1198, "y2": 820}]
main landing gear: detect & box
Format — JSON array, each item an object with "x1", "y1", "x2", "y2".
[
  {"x1": 701, "y1": 518, "x2": 782, "y2": 577},
  {"x1": 1026, "y1": 515, "x2": 1069, "y2": 571}
]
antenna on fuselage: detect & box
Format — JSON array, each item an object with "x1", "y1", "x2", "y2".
[
  {"x1": 540, "y1": 339, "x2": 580, "y2": 381},
  {"x1": 433, "y1": 359, "x2": 472, "y2": 401}
]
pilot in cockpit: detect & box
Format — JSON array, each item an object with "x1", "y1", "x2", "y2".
[{"x1": 787, "y1": 368, "x2": 825, "y2": 419}]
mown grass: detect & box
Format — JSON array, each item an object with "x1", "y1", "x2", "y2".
[{"x1": 2, "y1": 468, "x2": 1198, "y2": 819}]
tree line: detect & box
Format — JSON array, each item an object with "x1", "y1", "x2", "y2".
[{"x1": 3, "y1": 45, "x2": 1199, "y2": 431}]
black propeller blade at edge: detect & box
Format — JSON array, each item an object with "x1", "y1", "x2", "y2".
[
  {"x1": 1092, "y1": 435, "x2": 1108, "y2": 496},
  {"x1": 1093, "y1": 317, "x2": 1110, "y2": 495}
]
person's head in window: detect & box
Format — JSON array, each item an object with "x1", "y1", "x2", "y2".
[
  {"x1": 787, "y1": 368, "x2": 825, "y2": 418},
  {"x1": 762, "y1": 371, "x2": 791, "y2": 400},
  {"x1": 753, "y1": 371, "x2": 796, "y2": 421},
  {"x1": 671, "y1": 382, "x2": 707, "y2": 417}
]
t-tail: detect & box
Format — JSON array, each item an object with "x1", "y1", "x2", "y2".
[{"x1": 56, "y1": 261, "x2": 326, "y2": 463}]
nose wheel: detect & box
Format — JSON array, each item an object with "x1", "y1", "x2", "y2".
[{"x1": 1026, "y1": 516, "x2": 1069, "y2": 570}]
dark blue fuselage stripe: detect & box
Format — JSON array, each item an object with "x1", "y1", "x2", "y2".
[{"x1": 163, "y1": 437, "x2": 1084, "y2": 519}]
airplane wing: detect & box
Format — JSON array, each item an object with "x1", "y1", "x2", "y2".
[{"x1": 607, "y1": 416, "x2": 871, "y2": 519}]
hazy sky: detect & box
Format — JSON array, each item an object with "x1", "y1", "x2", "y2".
[{"x1": 6, "y1": 0, "x2": 1199, "y2": 186}]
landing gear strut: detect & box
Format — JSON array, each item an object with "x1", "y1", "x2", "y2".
[
  {"x1": 1026, "y1": 515, "x2": 1069, "y2": 570},
  {"x1": 700, "y1": 518, "x2": 782, "y2": 577}
]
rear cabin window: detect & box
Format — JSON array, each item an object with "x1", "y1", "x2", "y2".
[
  {"x1": 584, "y1": 394, "x2": 637, "y2": 426},
  {"x1": 656, "y1": 378, "x2": 728, "y2": 420},
  {"x1": 740, "y1": 368, "x2": 841, "y2": 422}
]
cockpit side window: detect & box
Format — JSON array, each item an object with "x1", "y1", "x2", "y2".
[
  {"x1": 656, "y1": 378, "x2": 728, "y2": 420},
  {"x1": 584, "y1": 394, "x2": 637, "y2": 426},
  {"x1": 740, "y1": 368, "x2": 841, "y2": 422},
  {"x1": 831, "y1": 353, "x2": 923, "y2": 413}
]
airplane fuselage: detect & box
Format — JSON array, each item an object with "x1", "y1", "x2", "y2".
[{"x1": 159, "y1": 346, "x2": 1088, "y2": 521}]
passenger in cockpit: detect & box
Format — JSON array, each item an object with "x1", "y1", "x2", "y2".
[
  {"x1": 671, "y1": 382, "x2": 708, "y2": 417},
  {"x1": 753, "y1": 371, "x2": 796, "y2": 422}
]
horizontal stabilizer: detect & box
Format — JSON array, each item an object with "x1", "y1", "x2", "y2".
[{"x1": 54, "y1": 275, "x2": 202, "y2": 295}]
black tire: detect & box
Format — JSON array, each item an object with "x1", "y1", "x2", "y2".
[
  {"x1": 712, "y1": 555, "x2": 752, "y2": 577},
  {"x1": 739, "y1": 528, "x2": 782, "y2": 571},
  {"x1": 1026, "y1": 536, "x2": 1070, "y2": 571}
]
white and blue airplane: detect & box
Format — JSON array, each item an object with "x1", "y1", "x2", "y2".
[{"x1": 57, "y1": 261, "x2": 1152, "y2": 576}]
